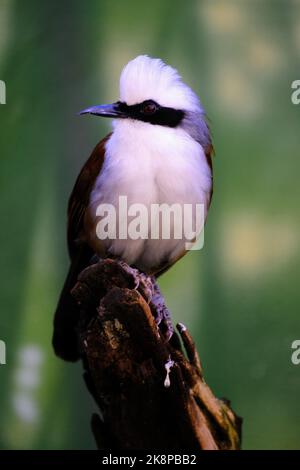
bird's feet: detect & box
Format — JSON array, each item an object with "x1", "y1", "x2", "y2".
[
  {"x1": 150, "y1": 280, "x2": 174, "y2": 341},
  {"x1": 118, "y1": 261, "x2": 174, "y2": 340},
  {"x1": 92, "y1": 257, "x2": 174, "y2": 341},
  {"x1": 118, "y1": 260, "x2": 154, "y2": 303}
]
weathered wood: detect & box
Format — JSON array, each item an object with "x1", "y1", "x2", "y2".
[{"x1": 71, "y1": 258, "x2": 242, "y2": 450}]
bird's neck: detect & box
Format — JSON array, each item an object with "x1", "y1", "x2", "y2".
[{"x1": 106, "y1": 119, "x2": 202, "y2": 169}]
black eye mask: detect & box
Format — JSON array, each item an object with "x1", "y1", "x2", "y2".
[{"x1": 117, "y1": 100, "x2": 185, "y2": 128}]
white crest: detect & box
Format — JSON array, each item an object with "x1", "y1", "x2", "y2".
[{"x1": 119, "y1": 55, "x2": 202, "y2": 112}]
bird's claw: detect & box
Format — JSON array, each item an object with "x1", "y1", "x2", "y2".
[
  {"x1": 118, "y1": 261, "x2": 153, "y2": 303},
  {"x1": 137, "y1": 272, "x2": 154, "y2": 303},
  {"x1": 118, "y1": 260, "x2": 174, "y2": 340},
  {"x1": 150, "y1": 286, "x2": 174, "y2": 341}
]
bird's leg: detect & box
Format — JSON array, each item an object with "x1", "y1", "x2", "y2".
[
  {"x1": 100, "y1": 257, "x2": 174, "y2": 340},
  {"x1": 117, "y1": 260, "x2": 154, "y2": 303},
  {"x1": 150, "y1": 278, "x2": 174, "y2": 341}
]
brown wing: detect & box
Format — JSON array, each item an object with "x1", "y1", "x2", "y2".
[
  {"x1": 53, "y1": 134, "x2": 111, "y2": 361},
  {"x1": 67, "y1": 133, "x2": 111, "y2": 259}
]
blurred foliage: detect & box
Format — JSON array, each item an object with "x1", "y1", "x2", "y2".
[{"x1": 0, "y1": 0, "x2": 299, "y2": 449}]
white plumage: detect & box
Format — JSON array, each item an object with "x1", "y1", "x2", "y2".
[
  {"x1": 120, "y1": 55, "x2": 202, "y2": 112},
  {"x1": 88, "y1": 55, "x2": 212, "y2": 272}
]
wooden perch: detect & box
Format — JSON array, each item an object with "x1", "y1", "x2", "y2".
[{"x1": 71, "y1": 258, "x2": 242, "y2": 450}]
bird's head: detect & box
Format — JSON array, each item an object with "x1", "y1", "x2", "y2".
[{"x1": 79, "y1": 55, "x2": 211, "y2": 147}]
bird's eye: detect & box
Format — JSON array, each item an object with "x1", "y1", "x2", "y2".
[{"x1": 142, "y1": 102, "x2": 157, "y2": 115}]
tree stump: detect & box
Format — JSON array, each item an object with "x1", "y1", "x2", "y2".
[{"x1": 71, "y1": 258, "x2": 242, "y2": 450}]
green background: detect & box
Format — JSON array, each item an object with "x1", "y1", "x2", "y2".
[{"x1": 0, "y1": 0, "x2": 299, "y2": 449}]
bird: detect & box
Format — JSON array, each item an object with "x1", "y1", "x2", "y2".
[{"x1": 53, "y1": 55, "x2": 213, "y2": 361}]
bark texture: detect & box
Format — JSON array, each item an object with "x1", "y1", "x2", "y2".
[{"x1": 71, "y1": 258, "x2": 242, "y2": 450}]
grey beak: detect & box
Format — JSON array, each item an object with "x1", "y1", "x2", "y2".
[{"x1": 78, "y1": 102, "x2": 126, "y2": 118}]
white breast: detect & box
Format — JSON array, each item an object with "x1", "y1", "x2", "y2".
[{"x1": 89, "y1": 119, "x2": 212, "y2": 273}]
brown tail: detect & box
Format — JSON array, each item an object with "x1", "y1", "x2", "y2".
[{"x1": 52, "y1": 245, "x2": 92, "y2": 361}]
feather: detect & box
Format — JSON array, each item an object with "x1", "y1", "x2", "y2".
[{"x1": 52, "y1": 135, "x2": 110, "y2": 361}]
